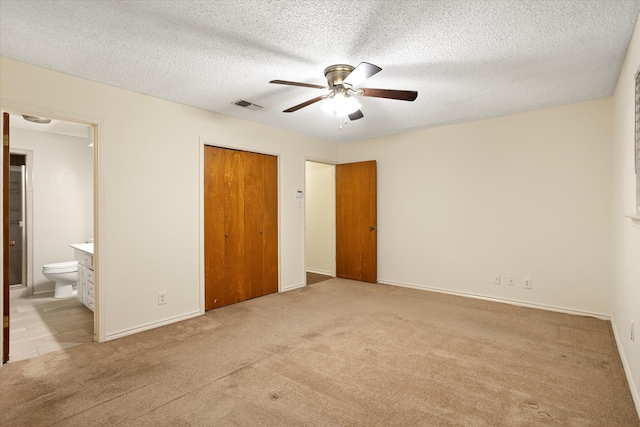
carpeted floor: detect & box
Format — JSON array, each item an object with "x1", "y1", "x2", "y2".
[
  {"x1": 306, "y1": 272, "x2": 332, "y2": 285},
  {"x1": 1, "y1": 278, "x2": 638, "y2": 426}
]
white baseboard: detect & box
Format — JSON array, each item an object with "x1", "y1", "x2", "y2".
[
  {"x1": 611, "y1": 317, "x2": 640, "y2": 418},
  {"x1": 305, "y1": 268, "x2": 332, "y2": 276},
  {"x1": 105, "y1": 310, "x2": 201, "y2": 341},
  {"x1": 282, "y1": 282, "x2": 305, "y2": 292},
  {"x1": 377, "y1": 278, "x2": 611, "y2": 320}
]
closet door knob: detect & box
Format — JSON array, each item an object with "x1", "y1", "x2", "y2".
[
  {"x1": 225, "y1": 233, "x2": 229, "y2": 237},
  {"x1": 259, "y1": 229, "x2": 263, "y2": 234}
]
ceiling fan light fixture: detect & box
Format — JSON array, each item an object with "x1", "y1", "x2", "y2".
[
  {"x1": 22, "y1": 114, "x2": 51, "y2": 124},
  {"x1": 321, "y1": 90, "x2": 361, "y2": 117}
]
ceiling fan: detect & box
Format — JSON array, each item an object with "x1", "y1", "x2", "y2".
[{"x1": 269, "y1": 62, "x2": 418, "y2": 121}]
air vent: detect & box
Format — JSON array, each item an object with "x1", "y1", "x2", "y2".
[{"x1": 234, "y1": 100, "x2": 264, "y2": 111}]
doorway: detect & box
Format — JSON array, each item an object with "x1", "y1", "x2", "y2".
[
  {"x1": 305, "y1": 160, "x2": 378, "y2": 285},
  {"x1": 304, "y1": 161, "x2": 336, "y2": 282},
  {"x1": 3, "y1": 111, "x2": 97, "y2": 362}
]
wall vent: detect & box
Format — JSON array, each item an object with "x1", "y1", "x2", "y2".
[{"x1": 234, "y1": 100, "x2": 264, "y2": 110}]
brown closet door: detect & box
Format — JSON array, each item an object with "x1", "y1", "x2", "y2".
[
  {"x1": 204, "y1": 147, "x2": 278, "y2": 311},
  {"x1": 204, "y1": 146, "x2": 226, "y2": 310},
  {"x1": 262, "y1": 154, "x2": 278, "y2": 295},
  {"x1": 244, "y1": 151, "x2": 265, "y2": 299},
  {"x1": 224, "y1": 150, "x2": 247, "y2": 304}
]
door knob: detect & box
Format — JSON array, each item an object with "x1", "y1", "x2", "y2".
[
  {"x1": 9, "y1": 240, "x2": 16, "y2": 246},
  {"x1": 225, "y1": 233, "x2": 229, "y2": 237},
  {"x1": 368, "y1": 226, "x2": 377, "y2": 232},
  {"x1": 259, "y1": 229, "x2": 263, "y2": 234}
]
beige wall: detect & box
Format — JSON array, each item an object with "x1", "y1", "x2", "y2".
[
  {"x1": 340, "y1": 98, "x2": 613, "y2": 317},
  {"x1": 612, "y1": 14, "x2": 640, "y2": 413},
  {"x1": 0, "y1": 57, "x2": 339, "y2": 342}
]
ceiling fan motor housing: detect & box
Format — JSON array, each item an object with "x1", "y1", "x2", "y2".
[{"x1": 324, "y1": 64, "x2": 355, "y2": 88}]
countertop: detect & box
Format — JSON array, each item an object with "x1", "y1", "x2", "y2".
[{"x1": 70, "y1": 243, "x2": 94, "y2": 255}]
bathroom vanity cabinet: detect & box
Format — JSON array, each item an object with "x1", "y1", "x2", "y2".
[{"x1": 71, "y1": 243, "x2": 94, "y2": 312}]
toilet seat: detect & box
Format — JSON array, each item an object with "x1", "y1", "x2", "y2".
[{"x1": 43, "y1": 261, "x2": 78, "y2": 273}]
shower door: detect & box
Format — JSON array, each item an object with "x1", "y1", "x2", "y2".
[{"x1": 9, "y1": 165, "x2": 26, "y2": 287}]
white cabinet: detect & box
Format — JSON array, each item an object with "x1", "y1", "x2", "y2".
[{"x1": 73, "y1": 247, "x2": 94, "y2": 312}]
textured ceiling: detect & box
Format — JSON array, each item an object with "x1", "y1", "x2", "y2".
[{"x1": 1, "y1": 0, "x2": 639, "y2": 143}]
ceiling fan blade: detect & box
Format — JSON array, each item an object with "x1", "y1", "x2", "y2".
[
  {"x1": 270, "y1": 80, "x2": 327, "y2": 90},
  {"x1": 348, "y1": 110, "x2": 364, "y2": 121},
  {"x1": 343, "y1": 62, "x2": 382, "y2": 87},
  {"x1": 359, "y1": 88, "x2": 418, "y2": 101},
  {"x1": 283, "y1": 95, "x2": 328, "y2": 113}
]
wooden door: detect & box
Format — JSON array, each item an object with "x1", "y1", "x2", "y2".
[
  {"x1": 336, "y1": 160, "x2": 377, "y2": 283},
  {"x1": 244, "y1": 151, "x2": 265, "y2": 300},
  {"x1": 204, "y1": 147, "x2": 278, "y2": 311},
  {"x1": 204, "y1": 147, "x2": 226, "y2": 310},
  {"x1": 224, "y1": 149, "x2": 247, "y2": 304},
  {"x1": 262, "y1": 154, "x2": 278, "y2": 295},
  {"x1": 3, "y1": 112, "x2": 9, "y2": 363}
]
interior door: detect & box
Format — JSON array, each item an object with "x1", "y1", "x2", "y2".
[
  {"x1": 335, "y1": 160, "x2": 377, "y2": 283},
  {"x1": 3, "y1": 112, "x2": 10, "y2": 363}
]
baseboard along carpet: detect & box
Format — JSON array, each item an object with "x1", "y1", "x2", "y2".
[{"x1": 1, "y1": 278, "x2": 638, "y2": 426}]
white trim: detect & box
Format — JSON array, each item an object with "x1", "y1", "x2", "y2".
[
  {"x1": 305, "y1": 268, "x2": 332, "y2": 276},
  {"x1": 378, "y1": 278, "x2": 611, "y2": 320},
  {"x1": 281, "y1": 282, "x2": 305, "y2": 292},
  {"x1": 1, "y1": 98, "x2": 105, "y2": 343},
  {"x1": 611, "y1": 317, "x2": 640, "y2": 416},
  {"x1": 105, "y1": 311, "x2": 201, "y2": 341}
]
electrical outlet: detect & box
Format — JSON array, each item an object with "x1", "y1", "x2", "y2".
[
  {"x1": 631, "y1": 321, "x2": 635, "y2": 342},
  {"x1": 158, "y1": 292, "x2": 167, "y2": 305},
  {"x1": 508, "y1": 276, "x2": 515, "y2": 286},
  {"x1": 493, "y1": 274, "x2": 501, "y2": 284},
  {"x1": 523, "y1": 277, "x2": 532, "y2": 289}
]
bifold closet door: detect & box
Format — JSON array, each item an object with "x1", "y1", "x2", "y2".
[
  {"x1": 260, "y1": 153, "x2": 278, "y2": 296},
  {"x1": 204, "y1": 146, "x2": 278, "y2": 311},
  {"x1": 204, "y1": 146, "x2": 227, "y2": 310},
  {"x1": 241, "y1": 151, "x2": 278, "y2": 299}
]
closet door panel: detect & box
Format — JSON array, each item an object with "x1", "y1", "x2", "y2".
[
  {"x1": 263, "y1": 154, "x2": 278, "y2": 295},
  {"x1": 243, "y1": 151, "x2": 265, "y2": 300},
  {"x1": 224, "y1": 150, "x2": 246, "y2": 304},
  {"x1": 204, "y1": 146, "x2": 226, "y2": 310}
]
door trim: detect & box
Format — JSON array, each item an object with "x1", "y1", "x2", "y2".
[
  {"x1": 0, "y1": 99, "x2": 105, "y2": 349},
  {"x1": 199, "y1": 137, "x2": 282, "y2": 314}
]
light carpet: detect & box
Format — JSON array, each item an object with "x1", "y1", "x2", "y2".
[{"x1": 1, "y1": 279, "x2": 638, "y2": 426}]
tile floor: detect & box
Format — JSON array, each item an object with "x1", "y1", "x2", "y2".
[{"x1": 8, "y1": 287, "x2": 94, "y2": 363}]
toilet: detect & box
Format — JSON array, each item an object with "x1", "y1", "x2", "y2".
[{"x1": 43, "y1": 261, "x2": 79, "y2": 299}]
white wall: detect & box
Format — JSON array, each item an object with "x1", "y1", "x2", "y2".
[
  {"x1": 0, "y1": 57, "x2": 339, "y2": 343},
  {"x1": 305, "y1": 161, "x2": 334, "y2": 276},
  {"x1": 340, "y1": 98, "x2": 613, "y2": 317},
  {"x1": 11, "y1": 127, "x2": 93, "y2": 293},
  {"x1": 611, "y1": 15, "x2": 640, "y2": 414}
]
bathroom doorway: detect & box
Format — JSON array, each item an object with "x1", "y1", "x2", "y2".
[{"x1": 3, "y1": 111, "x2": 96, "y2": 362}]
